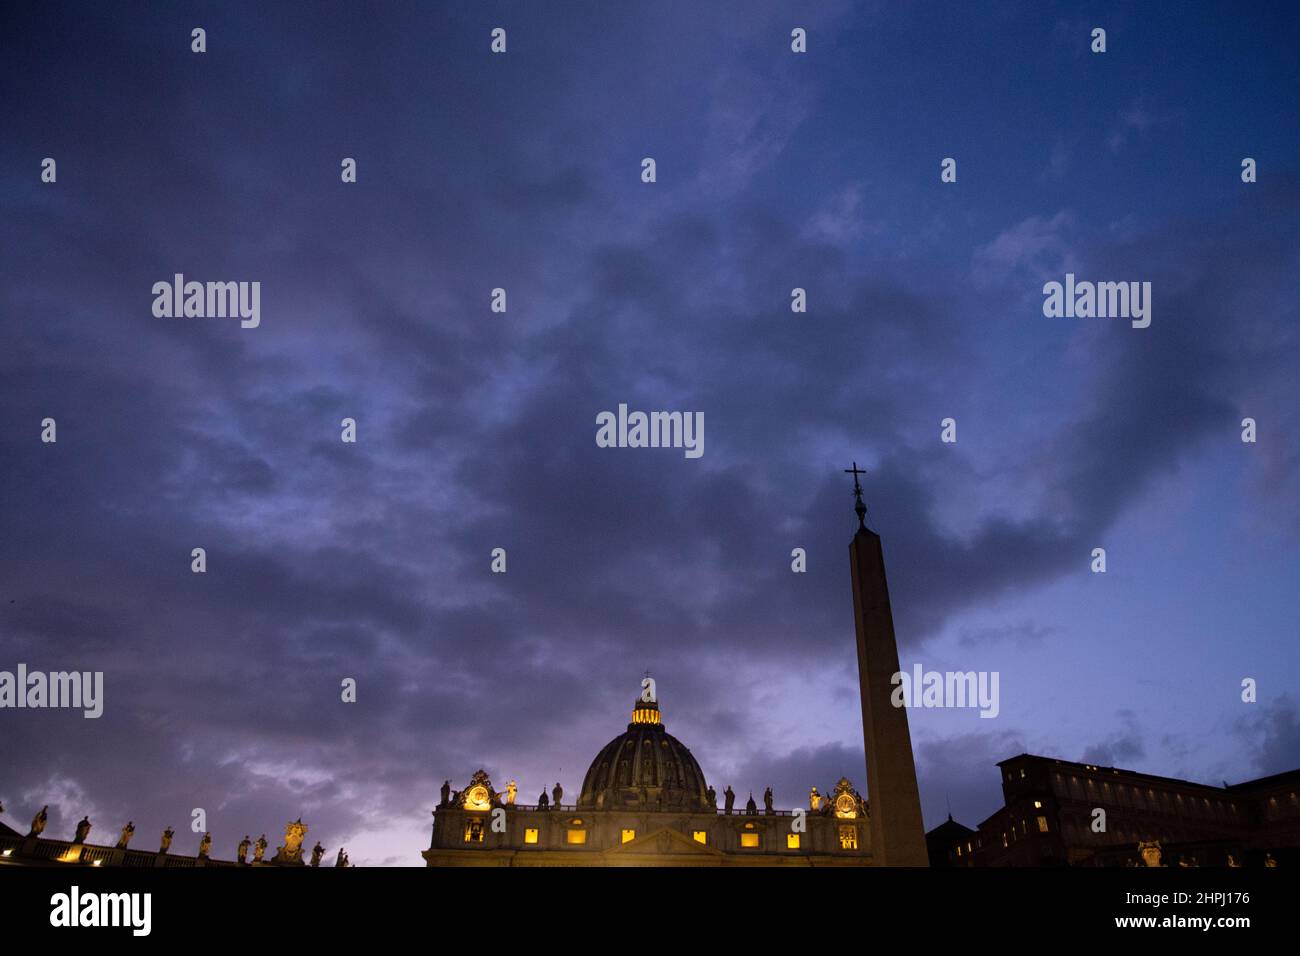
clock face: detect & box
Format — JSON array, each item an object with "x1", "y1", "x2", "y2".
[
  {"x1": 466, "y1": 785, "x2": 490, "y2": 810},
  {"x1": 835, "y1": 793, "x2": 857, "y2": 818}
]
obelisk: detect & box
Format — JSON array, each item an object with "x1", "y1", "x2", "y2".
[{"x1": 845, "y1": 463, "x2": 928, "y2": 866}]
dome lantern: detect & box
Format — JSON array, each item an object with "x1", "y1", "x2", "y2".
[{"x1": 630, "y1": 696, "x2": 661, "y2": 727}]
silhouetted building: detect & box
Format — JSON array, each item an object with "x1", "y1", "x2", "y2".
[
  {"x1": 928, "y1": 754, "x2": 1299, "y2": 867},
  {"x1": 926, "y1": 813, "x2": 976, "y2": 867}
]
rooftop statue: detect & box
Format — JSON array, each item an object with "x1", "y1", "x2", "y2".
[
  {"x1": 1138, "y1": 840, "x2": 1163, "y2": 867},
  {"x1": 274, "y1": 819, "x2": 309, "y2": 864}
]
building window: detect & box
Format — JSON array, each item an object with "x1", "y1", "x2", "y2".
[
  {"x1": 692, "y1": 830, "x2": 707, "y2": 845},
  {"x1": 566, "y1": 829, "x2": 587, "y2": 845},
  {"x1": 524, "y1": 828, "x2": 538, "y2": 844},
  {"x1": 1033, "y1": 800, "x2": 1042, "y2": 809},
  {"x1": 463, "y1": 820, "x2": 484, "y2": 843},
  {"x1": 740, "y1": 832, "x2": 760, "y2": 848},
  {"x1": 1036, "y1": 816, "x2": 1049, "y2": 833},
  {"x1": 621, "y1": 829, "x2": 636, "y2": 844},
  {"x1": 786, "y1": 833, "x2": 801, "y2": 849}
]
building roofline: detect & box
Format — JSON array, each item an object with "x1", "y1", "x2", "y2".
[
  {"x1": 1225, "y1": 767, "x2": 1300, "y2": 791},
  {"x1": 994, "y1": 753, "x2": 1271, "y2": 794}
]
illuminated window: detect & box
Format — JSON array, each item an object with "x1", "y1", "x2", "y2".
[
  {"x1": 463, "y1": 820, "x2": 484, "y2": 843},
  {"x1": 838, "y1": 826, "x2": 857, "y2": 850},
  {"x1": 1033, "y1": 800, "x2": 1042, "y2": 809},
  {"x1": 740, "y1": 832, "x2": 760, "y2": 848},
  {"x1": 621, "y1": 829, "x2": 636, "y2": 844},
  {"x1": 1002, "y1": 832, "x2": 1008, "y2": 847},
  {"x1": 956, "y1": 844, "x2": 962, "y2": 857},
  {"x1": 692, "y1": 831, "x2": 707, "y2": 845},
  {"x1": 786, "y1": 833, "x2": 800, "y2": 849},
  {"x1": 1036, "y1": 816, "x2": 1049, "y2": 833},
  {"x1": 566, "y1": 829, "x2": 587, "y2": 845},
  {"x1": 524, "y1": 828, "x2": 538, "y2": 844}
]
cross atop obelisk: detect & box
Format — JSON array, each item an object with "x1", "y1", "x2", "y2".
[{"x1": 844, "y1": 461, "x2": 868, "y2": 530}]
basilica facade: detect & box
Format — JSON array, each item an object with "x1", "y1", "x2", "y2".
[{"x1": 424, "y1": 693, "x2": 873, "y2": 866}]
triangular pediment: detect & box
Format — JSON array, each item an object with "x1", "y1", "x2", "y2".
[{"x1": 606, "y1": 827, "x2": 724, "y2": 857}]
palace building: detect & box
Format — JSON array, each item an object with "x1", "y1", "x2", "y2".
[{"x1": 928, "y1": 754, "x2": 1300, "y2": 868}]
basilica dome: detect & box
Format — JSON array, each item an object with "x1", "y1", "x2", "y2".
[{"x1": 578, "y1": 696, "x2": 713, "y2": 811}]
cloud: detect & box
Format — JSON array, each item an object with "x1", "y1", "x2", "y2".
[
  {"x1": 1107, "y1": 94, "x2": 1175, "y2": 154},
  {"x1": 1233, "y1": 695, "x2": 1300, "y2": 779},
  {"x1": 958, "y1": 621, "x2": 1058, "y2": 650},
  {"x1": 971, "y1": 211, "x2": 1077, "y2": 285},
  {"x1": 1041, "y1": 136, "x2": 1071, "y2": 182},
  {"x1": 916, "y1": 730, "x2": 1028, "y2": 828},
  {"x1": 1080, "y1": 710, "x2": 1146, "y2": 766}
]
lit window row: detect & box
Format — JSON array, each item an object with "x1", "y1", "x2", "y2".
[{"x1": 463, "y1": 822, "x2": 862, "y2": 850}]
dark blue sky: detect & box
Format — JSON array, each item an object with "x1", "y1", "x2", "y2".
[{"x1": 2, "y1": 1, "x2": 1297, "y2": 865}]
